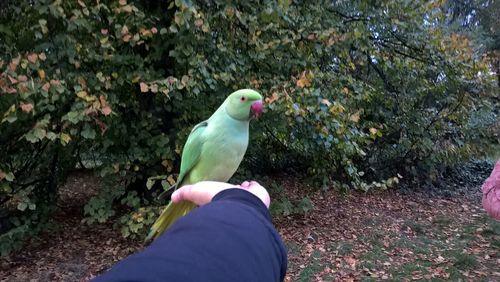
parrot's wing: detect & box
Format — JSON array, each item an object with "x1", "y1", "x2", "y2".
[
  {"x1": 177, "y1": 120, "x2": 208, "y2": 185},
  {"x1": 158, "y1": 120, "x2": 208, "y2": 200}
]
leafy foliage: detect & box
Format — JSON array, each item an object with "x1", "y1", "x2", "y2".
[{"x1": 0, "y1": 0, "x2": 497, "y2": 253}]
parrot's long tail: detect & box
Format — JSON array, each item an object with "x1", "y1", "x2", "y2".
[{"x1": 145, "y1": 201, "x2": 196, "y2": 242}]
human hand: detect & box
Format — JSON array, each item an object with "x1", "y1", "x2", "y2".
[
  {"x1": 171, "y1": 180, "x2": 270, "y2": 208},
  {"x1": 240, "y1": 181, "x2": 271, "y2": 208}
]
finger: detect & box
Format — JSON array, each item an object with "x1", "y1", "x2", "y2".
[
  {"x1": 171, "y1": 185, "x2": 192, "y2": 203},
  {"x1": 171, "y1": 181, "x2": 241, "y2": 206},
  {"x1": 247, "y1": 181, "x2": 261, "y2": 189},
  {"x1": 171, "y1": 185, "x2": 211, "y2": 205},
  {"x1": 247, "y1": 184, "x2": 271, "y2": 208},
  {"x1": 241, "y1": 181, "x2": 250, "y2": 188}
]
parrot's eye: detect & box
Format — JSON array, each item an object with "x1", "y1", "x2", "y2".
[{"x1": 240, "y1": 96, "x2": 247, "y2": 102}]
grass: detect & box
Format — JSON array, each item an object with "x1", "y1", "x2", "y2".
[
  {"x1": 359, "y1": 245, "x2": 389, "y2": 270},
  {"x1": 482, "y1": 220, "x2": 500, "y2": 236},
  {"x1": 452, "y1": 252, "x2": 479, "y2": 269},
  {"x1": 432, "y1": 215, "x2": 452, "y2": 227},
  {"x1": 485, "y1": 144, "x2": 500, "y2": 161},
  {"x1": 296, "y1": 212, "x2": 498, "y2": 281},
  {"x1": 388, "y1": 261, "x2": 431, "y2": 280},
  {"x1": 285, "y1": 240, "x2": 301, "y2": 255},
  {"x1": 330, "y1": 241, "x2": 353, "y2": 256},
  {"x1": 297, "y1": 260, "x2": 322, "y2": 282},
  {"x1": 297, "y1": 250, "x2": 323, "y2": 282},
  {"x1": 403, "y1": 220, "x2": 427, "y2": 235}
]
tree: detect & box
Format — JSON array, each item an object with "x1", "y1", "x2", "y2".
[{"x1": 0, "y1": 0, "x2": 496, "y2": 254}]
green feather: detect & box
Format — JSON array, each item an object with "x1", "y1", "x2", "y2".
[{"x1": 146, "y1": 89, "x2": 262, "y2": 241}]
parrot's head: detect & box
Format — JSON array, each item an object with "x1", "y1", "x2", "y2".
[{"x1": 225, "y1": 89, "x2": 263, "y2": 121}]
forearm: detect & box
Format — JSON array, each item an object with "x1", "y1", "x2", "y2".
[{"x1": 94, "y1": 188, "x2": 287, "y2": 282}]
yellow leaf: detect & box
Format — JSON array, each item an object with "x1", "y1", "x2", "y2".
[
  {"x1": 2, "y1": 104, "x2": 16, "y2": 121},
  {"x1": 265, "y1": 92, "x2": 279, "y2": 104},
  {"x1": 60, "y1": 133, "x2": 71, "y2": 145},
  {"x1": 226, "y1": 7, "x2": 235, "y2": 18},
  {"x1": 77, "y1": 91, "x2": 88, "y2": 98},
  {"x1": 38, "y1": 69, "x2": 46, "y2": 80},
  {"x1": 121, "y1": 25, "x2": 129, "y2": 36},
  {"x1": 181, "y1": 75, "x2": 189, "y2": 85},
  {"x1": 167, "y1": 175, "x2": 176, "y2": 186},
  {"x1": 119, "y1": 0, "x2": 127, "y2": 6},
  {"x1": 121, "y1": 5, "x2": 133, "y2": 13},
  {"x1": 350, "y1": 111, "x2": 360, "y2": 123},
  {"x1": 330, "y1": 103, "x2": 345, "y2": 114},
  {"x1": 18, "y1": 83, "x2": 28, "y2": 94},
  {"x1": 320, "y1": 99, "x2": 331, "y2": 107},
  {"x1": 369, "y1": 128, "x2": 378, "y2": 135},
  {"x1": 99, "y1": 95, "x2": 108, "y2": 107},
  {"x1": 131, "y1": 76, "x2": 141, "y2": 83},
  {"x1": 296, "y1": 71, "x2": 312, "y2": 88},
  {"x1": 161, "y1": 160, "x2": 173, "y2": 172}
]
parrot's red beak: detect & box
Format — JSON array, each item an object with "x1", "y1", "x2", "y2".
[{"x1": 250, "y1": 100, "x2": 263, "y2": 119}]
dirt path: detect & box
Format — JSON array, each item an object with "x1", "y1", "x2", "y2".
[
  {"x1": 1, "y1": 171, "x2": 498, "y2": 281},
  {"x1": 277, "y1": 189, "x2": 499, "y2": 281},
  {"x1": 0, "y1": 172, "x2": 143, "y2": 281}
]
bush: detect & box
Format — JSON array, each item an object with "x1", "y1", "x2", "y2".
[{"x1": 0, "y1": 0, "x2": 497, "y2": 253}]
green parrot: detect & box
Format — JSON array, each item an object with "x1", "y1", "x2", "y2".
[{"x1": 146, "y1": 89, "x2": 263, "y2": 241}]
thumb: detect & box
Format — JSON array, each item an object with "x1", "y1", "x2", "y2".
[
  {"x1": 171, "y1": 181, "x2": 241, "y2": 206},
  {"x1": 171, "y1": 185, "x2": 211, "y2": 205}
]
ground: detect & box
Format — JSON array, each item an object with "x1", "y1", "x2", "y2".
[{"x1": 0, "y1": 165, "x2": 499, "y2": 281}]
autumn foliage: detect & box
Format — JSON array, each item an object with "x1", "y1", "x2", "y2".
[{"x1": 0, "y1": 0, "x2": 498, "y2": 254}]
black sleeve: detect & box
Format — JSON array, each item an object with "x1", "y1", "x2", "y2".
[{"x1": 93, "y1": 188, "x2": 288, "y2": 282}]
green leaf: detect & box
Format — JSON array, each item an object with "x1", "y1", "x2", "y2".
[
  {"x1": 5, "y1": 172, "x2": 15, "y2": 182},
  {"x1": 146, "y1": 178, "x2": 155, "y2": 190},
  {"x1": 25, "y1": 131, "x2": 38, "y2": 143},
  {"x1": 33, "y1": 128, "x2": 46, "y2": 140},
  {"x1": 46, "y1": 132, "x2": 57, "y2": 140},
  {"x1": 81, "y1": 125, "x2": 96, "y2": 139},
  {"x1": 64, "y1": 111, "x2": 80, "y2": 124},
  {"x1": 17, "y1": 202, "x2": 28, "y2": 211}
]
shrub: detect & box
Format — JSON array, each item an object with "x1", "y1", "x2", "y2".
[{"x1": 0, "y1": 0, "x2": 497, "y2": 253}]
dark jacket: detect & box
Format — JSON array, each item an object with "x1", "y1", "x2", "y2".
[{"x1": 94, "y1": 188, "x2": 287, "y2": 282}]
